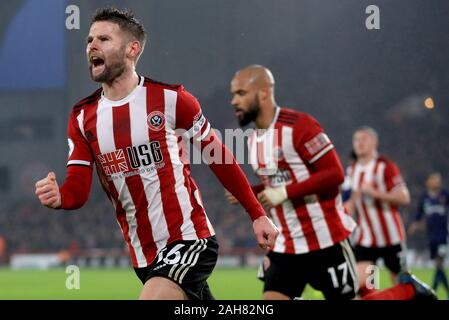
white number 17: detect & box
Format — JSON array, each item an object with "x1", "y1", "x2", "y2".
[{"x1": 327, "y1": 262, "x2": 348, "y2": 288}]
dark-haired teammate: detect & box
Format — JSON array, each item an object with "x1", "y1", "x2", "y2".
[{"x1": 35, "y1": 8, "x2": 278, "y2": 300}]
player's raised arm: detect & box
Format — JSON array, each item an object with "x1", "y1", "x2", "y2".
[{"x1": 175, "y1": 88, "x2": 279, "y2": 249}]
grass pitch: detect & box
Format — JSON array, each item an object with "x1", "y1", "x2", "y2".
[{"x1": 0, "y1": 267, "x2": 447, "y2": 300}]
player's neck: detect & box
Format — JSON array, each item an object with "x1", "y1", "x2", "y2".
[
  {"x1": 102, "y1": 70, "x2": 140, "y2": 101},
  {"x1": 255, "y1": 104, "x2": 277, "y2": 129},
  {"x1": 358, "y1": 152, "x2": 377, "y2": 165}
]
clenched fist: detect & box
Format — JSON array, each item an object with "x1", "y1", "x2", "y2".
[
  {"x1": 35, "y1": 172, "x2": 61, "y2": 209},
  {"x1": 253, "y1": 215, "x2": 279, "y2": 250}
]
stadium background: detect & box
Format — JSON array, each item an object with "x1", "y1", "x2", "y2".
[{"x1": 0, "y1": 0, "x2": 448, "y2": 299}]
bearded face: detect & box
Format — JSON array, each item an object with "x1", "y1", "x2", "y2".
[
  {"x1": 234, "y1": 94, "x2": 261, "y2": 127},
  {"x1": 86, "y1": 21, "x2": 129, "y2": 84}
]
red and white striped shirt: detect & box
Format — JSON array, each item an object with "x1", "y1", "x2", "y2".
[
  {"x1": 67, "y1": 76, "x2": 215, "y2": 267},
  {"x1": 248, "y1": 107, "x2": 356, "y2": 254},
  {"x1": 348, "y1": 156, "x2": 406, "y2": 247}
]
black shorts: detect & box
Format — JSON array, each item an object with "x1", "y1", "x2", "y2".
[
  {"x1": 258, "y1": 239, "x2": 358, "y2": 300},
  {"x1": 354, "y1": 243, "x2": 406, "y2": 274},
  {"x1": 134, "y1": 236, "x2": 219, "y2": 300},
  {"x1": 429, "y1": 241, "x2": 447, "y2": 260}
]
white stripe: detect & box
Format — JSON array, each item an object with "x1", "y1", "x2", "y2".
[
  {"x1": 130, "y1": 87, "x2": 169, "y2": 252},
  {"x1": 179, "y1": 239, "x2": 208, "y2": 284},
  {"x1": 164, "y1": 89, "x2": 198, "y2": 239},
  {"x1": 309, "y1": 144, "x2": 334, "y2": 164},
  {"x1": 76, "y1": 109, "x2": 86, "y2": 139},
  {"x1": 282, "y1": 201, "x2": 309, "y2": 254},
  {"x1": 169, "y1": 239, "x2": 200, "y2": 279},
  {"x1": 377, "y1": 162, "x2": 402, "y2": 244},
  {"x1": 248, "y1": 132, "x2": 259, "y2": 172},
  {"x1": 96, "y1": 100, "x2": 147, "y2": 267},
  {"x1": 264, "y1": 128, "x2": 273, "y2": 170},
  {"x1": 269, "y1": 208, "x2": 286, "y2": 253},
  {"x1": 195, "y1": 121, "x2": 211, "y2": 142},
  {"x1": 194, "y1": 190, "x2": 215, "y2": 235},
  {"x1": 183, "y1": 114, "x2": 208, "y2": 139},
  {"x1": 67, "y1": 160, "x2": 90, "y2": 166},
  {"x1": 340, "y1": 240, "x2": 359, "y2": 292},
  {"x1": 305, "y1": 201, "x2": 334, "y2": 249},
  {"x1": 282, "y1": 126, "x2": 309, "y2": 182},
  {"x1": 174, "y1": 239, "x2": 205, "y2": 281},
  {"x1": 335, "y1": 194, "x2": 357, "y2": 233}
]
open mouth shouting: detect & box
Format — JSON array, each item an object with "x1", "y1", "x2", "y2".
[{"x1": 89, "y1": 55, "x2": 106, "y2": 75}]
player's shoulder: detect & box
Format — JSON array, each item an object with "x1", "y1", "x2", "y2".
[
  {"x1": 143, "y1": 77, "x2": 184, "y2": 92},
  {"x1": 277, "y1": 108, "x2": 319, "y2": 127},
  {"x1": 72, "y1": 87, "x2": 103, "y2": 114},
  {"x1": 377, "y1": 154, "x2": 396, "y2": 166},
  {"x1": 377, "y1": 155, "x2": 402, "y2": 173}
]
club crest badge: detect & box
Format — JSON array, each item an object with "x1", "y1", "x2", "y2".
[{"x1": 147, "y1": 111, "x2": 165, "y2": 131}]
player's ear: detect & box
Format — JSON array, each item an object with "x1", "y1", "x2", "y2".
[
  {"x1": 127, "y1": 40, "x2": 141, "y2": 61},
  {"x1": 258, "y1": 87, "x2": 269, "y2": 101}
]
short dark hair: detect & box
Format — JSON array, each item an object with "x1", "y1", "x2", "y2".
[{"x1": 91, "y1": 7, "x2": 147, "y2": 57}]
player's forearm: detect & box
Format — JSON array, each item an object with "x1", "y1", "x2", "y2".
[
  {"x1": 252, "y1": 183, "x2": 265, "y2": 197},
  {"x1": 371, "y1": 188, "x2": 411, "y2": 207},
  {"x1": 59, "y1": 165, "x2": 93, "y2": 210},
  {"x1": 207, "y1": 147, "x2": 265, "y2": 221},
  {"x1": 285, "y1": 151, "x2": 344, "y2": 200},
  {"x1": 286, "y1": 167, "x2": 344, "y2": 199}
]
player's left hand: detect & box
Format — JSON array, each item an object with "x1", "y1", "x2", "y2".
[
  {"x1": 257, "y1": 187, "x2": 288, "y2": 209},
  {"x1": 252, "y1": 215, "x2": 279, "y2": 250}
]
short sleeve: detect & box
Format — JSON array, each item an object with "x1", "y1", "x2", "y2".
[
  {"x1": 175, "y1": 88, "x2": 211, "y2": 141},
  {"x1": 384, "y1": 161, "x2": 406, "y2": 192},
  {"x1": 293, "y1": 114, "x2": 334, "y2": 164},
  {"x1": 67, "y1": 109, "x2": 94, "y2": 167}
]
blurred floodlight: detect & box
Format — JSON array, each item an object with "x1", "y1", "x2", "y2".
[{"x1": 424, "y1": 97, "x2": 435, "y2": 109}]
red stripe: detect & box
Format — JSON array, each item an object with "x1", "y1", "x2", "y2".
[
  {"x1": 294, "y1": 205, "x2": 320, "y2": 251},
  {"x1": 112, "y1": 104, "x2": 156, "y2": 265},
  {"x1": 87, "y1": 102, "x2": 139, "y2": 266},
  {"x1": 373, "y1": 160, "x2": 391, "y2": 246},
  {"x1": 318, "y1": 197, "x2": 347, "y2": 244},
  {"x1": 181, "y1": 165, "x2": 211, "y2": 238},
  {"x1": 391, "y1": 206, "x2": 405, "y2": 241},
  {"x1": 147, "y1": 86, "x2": 184, "y2": 243},
  {"x1": 257, "y1": 138, "x2": 266, "y2": 168},
  {"x1": 358, "y1": 172, "x2": 378, "y2": 247}
]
